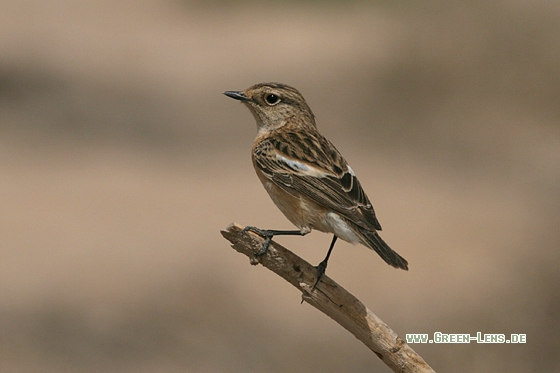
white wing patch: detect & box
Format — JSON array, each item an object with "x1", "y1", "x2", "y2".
[{"x1": 275, "y1": 154, "x2": 328, "y2": 177}]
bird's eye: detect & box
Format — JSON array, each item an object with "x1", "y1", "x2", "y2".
[{"x1": 265, "y1": 93, "x2": 280, "y2": 105}]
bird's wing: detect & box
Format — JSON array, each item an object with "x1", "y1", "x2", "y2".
[{"x1": 253, "y1": 132, "x2": 382, "y2": 231}]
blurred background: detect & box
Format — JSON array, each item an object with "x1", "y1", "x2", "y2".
[{"x1": 1, "y1": 0, "x2": 559, "y2": 372}]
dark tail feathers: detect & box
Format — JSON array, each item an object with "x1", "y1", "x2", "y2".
[{"x1": 361, "y1": 230, "x2": 408, "y2": 270}]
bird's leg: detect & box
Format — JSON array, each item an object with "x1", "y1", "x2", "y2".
[
  {"x1": 312, "y1": 235, "x2": 338, "y2": 290},
  {"x1": 242, "y1": 226, "x2": 306, "y2": 256}
]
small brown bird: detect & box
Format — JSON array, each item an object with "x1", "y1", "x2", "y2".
[{"x1": 224, "y1": 82, "x2": 408, "y2": 288}]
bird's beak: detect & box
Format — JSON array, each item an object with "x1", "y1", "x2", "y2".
[{"x1": 224, "y1": 90, "x2": 250, "y2": 102}]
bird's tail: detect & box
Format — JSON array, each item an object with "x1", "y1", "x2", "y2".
[{"x1": 360, "y1": 229, "x2": 408, "y2": 270}]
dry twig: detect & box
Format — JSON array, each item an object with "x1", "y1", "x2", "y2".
[{"x1": 221, "y1": 223, "x2": 435, "y2": 373}]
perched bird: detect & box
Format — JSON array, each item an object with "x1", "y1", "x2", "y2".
[{"x1": 224, "y1": 82, "x2": 408, "y2": 288}]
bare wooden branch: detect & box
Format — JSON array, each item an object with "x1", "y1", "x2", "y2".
[{"x1": 221, "y1": 223, "x2": 436, "y2": 373}]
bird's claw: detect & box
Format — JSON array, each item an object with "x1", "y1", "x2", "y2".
[
  {"x1": 311, "y1": 260, "x2": 328, "y2": 291},
  {"x1": 242, "y1": 226, "x2": 274, "y2": 256}
]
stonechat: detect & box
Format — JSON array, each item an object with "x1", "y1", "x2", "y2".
[{"x1": 224, "y1": 83, "x2": 408, "y2": 288}]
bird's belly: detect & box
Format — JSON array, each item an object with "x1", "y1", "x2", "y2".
[
  {"x1": 259, "y1": 179, "x2": 315, "y2": 231},
  {"x1": 259, "y1": 178, "x2": 361, "y2": 244},
  {"x1": 318, "y1": 212, "x2": 362, "y2": 244}
]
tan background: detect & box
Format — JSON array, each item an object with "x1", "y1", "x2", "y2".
[{"x1": 1, "y1": 1, "x2": 559, "y2": 372}]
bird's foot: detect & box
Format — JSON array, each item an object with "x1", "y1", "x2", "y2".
[
  {"x1": 242, "y1": 226, "x2": 274, "y2": 256},
  {"x1": 312, "y1": 259, "x2": 328, "y2": 291}
]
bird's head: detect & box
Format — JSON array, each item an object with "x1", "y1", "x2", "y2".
[{"x1": 224, "y1": 82, "x2": 316, "y2": 132}]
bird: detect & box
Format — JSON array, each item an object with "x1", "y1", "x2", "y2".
[{"x1": 224, "y1": 82, "x2": 408, "y2": 288}]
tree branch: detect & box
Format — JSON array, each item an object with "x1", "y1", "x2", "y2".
[{"x1": 221, "y1": 223, "x2": 436, "y2": 373}]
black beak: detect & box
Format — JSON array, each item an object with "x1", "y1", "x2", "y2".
[{"x1": 224, "y1": 90, "x2": 250, "y2": 101}]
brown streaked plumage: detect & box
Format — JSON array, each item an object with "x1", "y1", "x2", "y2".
[{"x1": 224, "y1": 82, "x2": 407, "y2": 287}]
